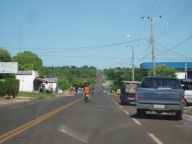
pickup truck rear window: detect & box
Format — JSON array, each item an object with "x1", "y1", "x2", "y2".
[{"x1": 141, "y1": 78, "x2": 181, "y2": 88}]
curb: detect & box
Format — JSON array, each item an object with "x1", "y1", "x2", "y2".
[{"x1": 183, "y1": 114, "x2": 192, "y2": 121}]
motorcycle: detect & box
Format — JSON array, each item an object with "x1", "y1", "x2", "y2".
[{"x1": 84, "y1": 95, "x2": 90, "y2": 102}]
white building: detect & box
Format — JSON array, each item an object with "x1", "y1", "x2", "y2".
[
  {"x1": 16, "y1": 70, "x2": 38, "y2": 92},
  {"x1": 42, "y1": 78, "x2": 59, "y2": 93},
  {"x1": 176, "y1": 72, "x2": 187, "y2": 79},
  {"x1": 16, "y1": 70, "x2": 59, "y2": 93}
]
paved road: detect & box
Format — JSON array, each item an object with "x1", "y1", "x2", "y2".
[{"x1": 0, "y1": 71, "x2": 192, "y2": 144}]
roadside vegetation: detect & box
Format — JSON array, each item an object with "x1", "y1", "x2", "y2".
[
  {"x1": 0, "y1": 47, "x2": 97, "y2": 99},
  {"x1": 103, "y1": 65, "x2": 177, "y2": 92},
  {"x1": 0, "y1": 46, "x2": 179, "y2": 99},
  {"x1": 18, "y1": 92, "x2": 56, "y2": 99}
]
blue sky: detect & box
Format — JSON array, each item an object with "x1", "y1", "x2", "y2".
[{"x1": 0, "y1": 0, "x2": 192, "y2": 69}]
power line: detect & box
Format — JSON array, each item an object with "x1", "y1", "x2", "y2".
[
  {"x1": 156, "y1": 35, "x2": 192, "y2": 57},
  {"x1": 161, "y1": 0, "x2": 182, "y2": 16},
  {"x1": 155, "y1": 1, "x2": 192, "y2": 39},
  {"x1": 149, "y1": 0, "x2": 165, "y2": 16},
  {"x1": 2, "y1": 39, "x2": 143, "y2": 51}
]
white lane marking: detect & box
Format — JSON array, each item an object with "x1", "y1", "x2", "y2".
[
  {"x1": 11, "y1": 106, "x2": 20, "y2": 109},
  {"x1": 27, "y1": 103, "x2": 33, "y2": 105},
  {"x1": 132, "y1": 118, "x2": 141, "y2": 125},
  {"x1": 119, "y1": 106, "x2": 123, "y2": 108},
  {"x1": 124, "y1": 110, "x2": 129, "y2": 114},
  {"x1": 116, "y1": 103, "x2": 119, "y2": 105},
  {"x1": 148, "y1": 133, "x2": 163, "y2": 144}
]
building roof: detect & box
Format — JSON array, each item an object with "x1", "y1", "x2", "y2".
[
  {"x1": 140, "y1": 62, "x2": 192, "y2": 70},
  {"x1": 44, "y1": 78, "x2": 59, "y2": 83},
  {"x1": 35, "y1": 77, "x2": 54, "y2": 83},
  {"x1": 17, "y1": 70, "x2": 32, "y2": 75}
]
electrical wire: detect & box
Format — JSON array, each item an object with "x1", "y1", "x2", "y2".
[
  {"x1": 156, "y1": 35, "x2": 192, "y2": 57},
  {"x1": 155, "y1": 1, "x2": 192, "y2": 39}
]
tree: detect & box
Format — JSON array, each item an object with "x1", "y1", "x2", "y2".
[
  {"x1": 0, "y1": 47, "x2": 12, "y2": 62},
  {"x1": 12, "y1": 51, "x2": 44, "y2": 77},
  {"x1": 0, "y1": 47, "x2": 14, "y2": 79},
  {"x1": 57, "y1": 79, "x2": 69, "y2": 91},
  {"x1": 72, "y1": 78, "x2": 84, "y2": 88},
  {"x1": 148, "y1": 64, "x2": 176, "y2": 77}
]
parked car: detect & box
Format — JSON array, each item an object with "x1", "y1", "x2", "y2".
[
  {"x1": 135, "y1": 76, "x2": 184, "y2": 120},
  {"x1": 120, "y1": 81, "x2": 141, "y2": 104},
  {"x1": 180, "y1": 79, "x2": 192, "y2": 106}
]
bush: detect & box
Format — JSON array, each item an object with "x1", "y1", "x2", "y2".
[
  {"x1": 5, "y1": 78, "x2": 20, "y2": 98},
  {"x1": 0, "y1": 80, "x2": 9, "y2": 97}
]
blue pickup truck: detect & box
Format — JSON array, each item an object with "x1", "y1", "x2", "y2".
[{"x1": 135, "y1": 76, "x2": 184, "y2": 120}]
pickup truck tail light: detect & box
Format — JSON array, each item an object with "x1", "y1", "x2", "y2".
[
  {"x1": 181, "y1": 93, "x2": 184, "y2": 102},
  {"x1": 135, "y1": 92, "x2": 138, "y2": 100}
]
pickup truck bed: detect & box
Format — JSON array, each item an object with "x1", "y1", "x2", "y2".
[{"x1": 135, "y1": 76, "x2": 184, "y2": 120}]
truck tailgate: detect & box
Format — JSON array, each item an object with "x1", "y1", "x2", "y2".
[{"x1": 138, "y1": 88, "x2": 183, "y2": 104}]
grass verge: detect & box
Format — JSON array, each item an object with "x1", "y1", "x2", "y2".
[{"x1": 18, "y1": 92, "x2": 56, "y2": 99}]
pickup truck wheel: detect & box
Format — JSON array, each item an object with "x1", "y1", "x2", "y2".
[
  {"x1": 121, "y1": 99, "x2": 124, "y2": 105},
  {"x1": 176, "y1": 110, "x2": 182, "y2": 120}
]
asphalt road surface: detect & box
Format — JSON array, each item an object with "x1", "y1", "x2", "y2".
[{"x1": 0, "y1": 71, "x2": 192, "y2": 144}]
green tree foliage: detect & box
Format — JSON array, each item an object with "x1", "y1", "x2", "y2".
[
  {"x1": 148, "y1": 64, "x2": 176, "y2": 77},
  {"x1": 44, "y1": 65, "x2": 97, "y2": 89},
  {"x1": 57, "y1": 79, "x2": 69, "y2": 90},
  {"x1": 0, "y1": 48, "x2": 15, "y2": 79},
  {"x1": 0, "y1": 47, "x2": 12, "y2": 62},
  {"x1": 103, "y1": 67, "x2": 148, "y2": 90},
  {"x1": 72, "y1": 78, "x2": 84, "y2": 88},
  {"x1": 12, "y1": 51, "x2": 44, "y2": 77}
]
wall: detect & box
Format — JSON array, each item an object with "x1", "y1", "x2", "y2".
[{"x1": 16, "y1": 70, "x2": 36, "y2": 92}]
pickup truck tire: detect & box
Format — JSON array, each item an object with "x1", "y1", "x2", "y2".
[
  {"x1": 176, "y1": 110, "x2": 182, "y2": 120},
  {"x1": 121, "y1": 99, "x2": 124, "y2": 105},
  {"x1": 137, "y1": 109, "x2": 145, "y2": 117}
]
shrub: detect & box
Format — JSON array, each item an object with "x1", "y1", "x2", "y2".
[
  {"x1": 0, "y1": 80, "x2": 9, "y2": 97},
  {"x1": 5, "y1": 78, "x2": 20, "y2": 98}
]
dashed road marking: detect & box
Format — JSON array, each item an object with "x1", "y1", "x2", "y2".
[
  {"x1": 132, "y1": 118, "x2": 141, "y2": 125},
  {"x1": 116, "y1": 103, "x2": 118, "y2": 105},
  {"x1": 11, "y1": 106, "x2": 20, "y2": 109},
  {"x1": 27, "y1": 103, "x2": 33, "y2": 105},
  {"x1": 119, "y1": 106, "x2": 123, "y2": 108},
  {"x1": 124, "y1": 110, "x2": 129, "y2": 114},
  {"x1": 148, "y1": 133, "x2": 163, "y2": 144}
]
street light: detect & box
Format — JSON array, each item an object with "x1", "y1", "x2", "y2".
[{"x1": 116, "y1": 59, "x2": 126, "y2": 71}]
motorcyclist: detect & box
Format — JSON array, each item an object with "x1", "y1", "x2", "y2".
[{"x1": 84, "y1": 83, "x2": 90, "y2": 100}]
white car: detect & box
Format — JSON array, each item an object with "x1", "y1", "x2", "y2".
[{"x1": 184, "y1": 90, "x2": 192, "y2": 106}]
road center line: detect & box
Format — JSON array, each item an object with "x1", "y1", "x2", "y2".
[
  {"x1": 132, "y1": 118, "x2": 141, "y2": 125},
  {"x1": 124, "y1": 110, "x2": 129, "y2": 114},
  {"x1": 11, "y1": 106, "x2": 20, "y2": 109},
  {"x1": 119, "y1": 106, "x2": 123, "y2": 108},
  {"x1": 116, "y1": 103, "x2": 118, "y2": 105},
  {"x1": 0, "y1": 98, "x2": 82, "y2": 143},
  {"x1": 148, "y1": 133, "x2": 163, "y2": 144}
]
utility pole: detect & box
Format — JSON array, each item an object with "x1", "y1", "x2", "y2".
[
  {"x1": 19, "y1": 14, "x2": 22, "y2": 53},
  {"x1": 142, "y1": 16, "x2": 161, "y2": 76},
  {"x1": 128, "y1": 45, "x2": 139, "y2": 81}
]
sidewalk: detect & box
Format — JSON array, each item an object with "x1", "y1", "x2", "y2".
[
  {"x1": 183, "y1": 106, "x2": 192, "y2": 121},
  {"x1": 0, "y1": 98, "x2": 30, "y2": 105}
]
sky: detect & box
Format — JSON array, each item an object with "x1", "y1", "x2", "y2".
[{"x1": 0, "y1": 0, "x2": 192, "y2": 70}]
